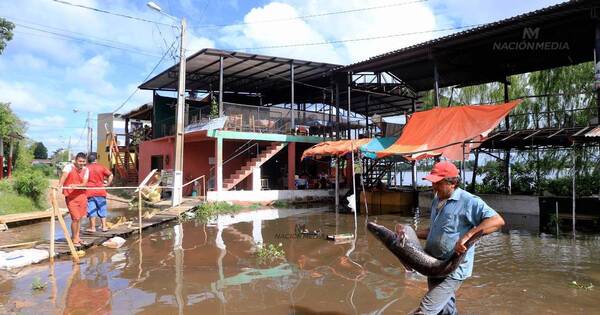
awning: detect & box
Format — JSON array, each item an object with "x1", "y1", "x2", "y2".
[
  {"x1": 360, "y1": 136, "x2": 398, "y2": 159},
  {"x1": 376, "y1": 100, "x2": 521, "y2": 160},
  {"x1": 301, "y1": 138, "x2": 371, "y2": 160}
]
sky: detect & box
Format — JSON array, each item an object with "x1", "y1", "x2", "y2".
[{"x1": 0, "y1": 0, "x2": 564, "y2": 153}]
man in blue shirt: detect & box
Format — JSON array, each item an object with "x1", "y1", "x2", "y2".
[{"x1": 396, "y1": 161, "x2": 505, "y2": 314}]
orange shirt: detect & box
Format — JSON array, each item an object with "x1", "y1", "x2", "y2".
[
  {"x1": 86, "y1": 163, "x2": 112, "y2": 197},
  {"x1": 62, "y1": 164, "x2": 88, "y2": 199}
]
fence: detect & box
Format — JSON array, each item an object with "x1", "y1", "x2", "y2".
[{"x1": 47, "y1": 172, "x2": 205, "y2": 262}]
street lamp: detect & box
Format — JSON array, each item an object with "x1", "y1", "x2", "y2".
[{"x1": 147, "y1": 1, "x2": 187, "y2": 207}]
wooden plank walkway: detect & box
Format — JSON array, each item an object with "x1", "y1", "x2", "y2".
[
  {"x1": 0, "y1": 208, "x2": 68, "y2": 226},
  {"x1": 31, "y1": 199, "x2": 203, "y2": 260}
]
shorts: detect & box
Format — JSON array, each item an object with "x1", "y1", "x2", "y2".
[
  {"x1": 87, "y1": 196, "x2": 108, "y2": 218},
  {"x1": 66, "y1": 195, "x2": 88, "y2": 220}
]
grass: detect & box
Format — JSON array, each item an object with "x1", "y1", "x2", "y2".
[
  {"x1": 191, "y1": 202, "x2": 242, "y2": 222},
  {"x1": 271, "y1": 200, "x2": 290, "y2": 208},
  {"x1": 0, "y1": 181, "x2": 46, "y2": 215},
  {"x1": 570, "y1": 281, "x2": 594, "y2": 290}
]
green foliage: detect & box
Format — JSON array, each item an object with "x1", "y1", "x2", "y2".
[
  {"x1": 256, "y1": 243, "x2": 285, "y2": 263},
  {"x1": 12, "y1": 170, "x2": 48, "y2": 205},
  {"x1": 32, "y1": 164, "x2": 56, "y2": 178},
  {"x1": 0, "y1": 18, "x2": 14, "y2": 55},
  {"x1": 193, "y1": 202, "x2": 241, "y2": 222},
  {"x1": 51, "y1": 148, "x2": 70, "y2": 163},
  {"x1": 271, "y1": 200, "x2": 290, "y2": 208},
  {"x1": 0, "y1": 179, "x2": 12, "y2": 192},
  {"x1": 209, "y1": 96, "x2": 219, "y2": 119},
  {"x1": 0, "y1": 102, "x2": 23, "y2": 138},
  {"x1": 14, "y1": 141, "x2": 34, "y2": 171},
  {"x1": 31, "y1": 277, "x2": 47, "y2": 291},
  {"x1": 32, "y1": 142, "x2": 48, "y2": 159},
  {"x1": 0, "y1": 187, "x2": 42, "y2": 215}
]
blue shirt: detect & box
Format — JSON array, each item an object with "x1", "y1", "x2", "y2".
[{"x1": 425, "y1": 188, "x2": 498, "y2": 280}]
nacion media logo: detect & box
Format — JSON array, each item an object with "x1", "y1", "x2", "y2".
[{"x1": 493, "y1": 27, "x2": 569, "y2": 51}]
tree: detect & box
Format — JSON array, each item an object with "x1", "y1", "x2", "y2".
[
  {"x1": 33, "y1": 142, "x2": 48, "y2": 159},
  {"x1": 14, "y1": 141, "x2": 33, "y2": 171},
  {"x1": 0, "y1": 18, "x2": 14, "y2": 55},
  {"x1": 0, "y1": 102, "x2": 23, "y2": 138}
]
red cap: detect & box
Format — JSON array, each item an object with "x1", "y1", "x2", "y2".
[{"x1": 423, "y1": 161, "x2": 459, "y2": 183}]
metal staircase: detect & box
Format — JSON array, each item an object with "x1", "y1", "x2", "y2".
[
  {"x1": 223, "y1": 142, "x2": 287, "y2": 190},
  {"x1": 363, "y1": 158, "x2": 395, "y2": 187}
]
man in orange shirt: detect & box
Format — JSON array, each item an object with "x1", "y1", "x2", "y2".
[
  {"x1": 58, "y1": 152, "x2": 89, "y2": 247},
  {"x1": 86, "y1": 153, "x2": 113, "y2": 233}
]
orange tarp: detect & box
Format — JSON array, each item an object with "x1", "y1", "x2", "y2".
[
  {"x1": 301, "y1": 138, "x2": 371, "y2": 160},
  {"x1": 376, "y1": 100, "x2": 521, "y2": 160}
]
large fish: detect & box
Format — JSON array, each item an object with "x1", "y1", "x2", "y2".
[{"x1": 367, "y1": 222, "x2": 483, "y2": 278}]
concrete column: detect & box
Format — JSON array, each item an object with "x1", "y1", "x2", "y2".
[
  {"x1": 252, "y1": 166, "x2": 261, "y2": 192},
  {"x1": 287, "y1": 142, "x2": 296, "y2": 190},
  {"x1": 216, "y1": 137, "x2": 223, "y2": 192},
  {"x1": 291, "y1": 61, "x2": 295, "y2": 130},
  {"x1": 7, "y1": 138, "x2": 13, "y2": 178}
]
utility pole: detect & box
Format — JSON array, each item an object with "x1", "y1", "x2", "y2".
[
  {"x1": 172, "y1": 17, "x2": 187, "y2": 206},
  {"x1": 87, "y1": 111, "x2": 93, "y2": 155}
]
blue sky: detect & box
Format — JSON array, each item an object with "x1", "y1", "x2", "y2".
[{"x1": 0, "y1": 0, "x2": 563, "y2": 153}]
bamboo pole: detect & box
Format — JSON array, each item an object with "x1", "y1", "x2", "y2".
[
  {"x1": 50, "y1": 189, "x2": 56, "y2": 259},
  {"x1": 138, "y1": 189, "x2": 143, "y2": 236},
  {"x1": 52, "y1": 188, "x2": 80, "y2": 263}
]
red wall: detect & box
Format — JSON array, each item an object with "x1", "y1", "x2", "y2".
[{"x1": 139, "y1": 137, "x2": 262, "y2": 192}]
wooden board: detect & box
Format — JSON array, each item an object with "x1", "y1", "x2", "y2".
[{"x1": 0, "y1": 208, "x2": 68, "y2": 225}]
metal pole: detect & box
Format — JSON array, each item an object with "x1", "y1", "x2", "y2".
[
  {"x1": 347, "y1": 72, "x2": 352, "y2": 139},
  {"x1": 461, "y1": 143, "x2": 466, "y2": 186},
  {"x1": 335, "y1": 83, "x2": 340, "y2": 140},
  {"x1": 433, "y1": 63, "x2": 440, "y2": 107},
  {"x1": 218, "y1": 55, "x2": 224, "y2": 117},
  {"x1": 504, "y1": 79, "x2": 512, "y2": 195},
  {"x1": 291, "y1": 61, "x2": 295, "y2": 130},
  {"x1": 139, "y1": 189, "x2": 143, "y2": 236},
  {"x1": 572, "y1": 146, "x2": 576, "y2": 237},
  {"x1": 470, "y1": 149, "x2": 479, "y2": 192},
  {"x1": 172, "y1": 17, "x2": 187, "y2": 207},
  {"x1": 335, "y1": 158, "x2": 339, "y2": 210},
  {"x1": 555, "y1": 201, "x2": 559, "y2": 236},
  {"x1": 366, "y1": 94, "x2": 370, "y2": 137}
]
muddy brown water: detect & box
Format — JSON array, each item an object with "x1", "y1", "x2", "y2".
[{"x1": 1, "y1": 207, "x2": 599, "y2": 314}]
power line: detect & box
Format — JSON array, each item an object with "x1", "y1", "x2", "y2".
[
  {"x1": 13, "y1": 23, "x2": 162, "y2": 57},
  {"x1": 236, "y1": 23, "x2": 483, "y2": 51},
  {"x1": 50, "y1": 0, "x2": 174, "y2": 27},
  {"x1": 5, "y1": 15, "x2": 156, "y2": 53},
  {"x1": 191, "y1": 0, "x2": 430, "y2": 29},
  {"x1": 112, "y1": 37, "x2": 179, "y2": 113}
]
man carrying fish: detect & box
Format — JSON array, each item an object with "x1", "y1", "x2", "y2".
[{"x1": 399, "y1": 161, "x2": 505, "y2": 314}]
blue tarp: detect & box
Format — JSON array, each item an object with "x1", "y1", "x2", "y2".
[{"x1": 360, "y1": 136, "x2": 398, "y2": 159}]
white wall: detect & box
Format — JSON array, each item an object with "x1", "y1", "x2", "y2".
[{"x1": 207, "y1": 189, "x2": 349, "y2": 203}]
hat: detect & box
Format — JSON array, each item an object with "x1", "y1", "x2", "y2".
[{"x1": 423, "y1": 161, "x2": 459, "y2": 183}]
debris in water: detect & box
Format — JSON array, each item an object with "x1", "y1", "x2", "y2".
[
  {"x1": 569, "y1": 281, "x2": 594, "y2": 290},
  {"x1": 327, "y1": 233, "x2": 354, "y2": 242},
  {"x1": 31, "y1": 277, "x2": 46, "y2": 291},
  {"x1": 102, "y1": 236, "x2": 126, "y2": 249}
]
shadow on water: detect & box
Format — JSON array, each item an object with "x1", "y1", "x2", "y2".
[{"x1": 1, "y1": 205, "x2": 600, "y2": 314}]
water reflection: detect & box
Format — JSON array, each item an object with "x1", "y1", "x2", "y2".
[{"x1": 1, "y1": 208, "x2": 600, "y2": 314}]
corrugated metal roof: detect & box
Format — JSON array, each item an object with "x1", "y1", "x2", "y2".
[{"x1": 584, "y1": 125, "x2": 600, "y2": 137}]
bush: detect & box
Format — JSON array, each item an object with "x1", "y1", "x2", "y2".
[
  {"x1": 32, "y1": 164, "x2": 56, "y2": 178},
  {"x1": 12, "y1": 170, "x2": 48, "y2": 205},
  {"x1": 0, "y1": 179, "x2": 12, "y2": 192},
  {"x1": 0, "y1": 190, "x2": 39, "y2": 214}
]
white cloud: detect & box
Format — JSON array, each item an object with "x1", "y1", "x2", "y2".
[
  {"x1": 66, "y1": 55, "x2": 116, "y2": 96},
  {"x1": 218, "y1": 2, "x2": 343, "y2": 63},
  {"x1": 0, "y1": 80, "x2": 47, "y2": 113},
  {"x1": 26, "y1": 115, "x2": 66, "y2": 129},
  {"x1": 11, "y1": 54, "x2": 48, "y2": 70}
]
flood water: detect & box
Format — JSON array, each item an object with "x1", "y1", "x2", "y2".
[{"x1": 1, "y1": 207, "x2": 599, "y2": 314}]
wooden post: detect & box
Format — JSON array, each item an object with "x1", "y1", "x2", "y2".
[
  {"x1": 571, "y1": 146, "x2": 576, "y2": 237},
  {"x1": 138, "y1": 189, "x2": 143, "y2": 236},
  {"x1": 555, "y1": 201, "x2": 559, "y2": 236},
  {"x1": 50, "y1": 189, "x2": 56, "y2": 259},
  {"x1": 52, "y1": 189, "x2": 80, "y2": 263},
  {"x1": 287, "y1": 142, "x2": 296, "y2": 190},
  {"x1": 470, "y1": 149, "x2": 479, "y2": 192}
]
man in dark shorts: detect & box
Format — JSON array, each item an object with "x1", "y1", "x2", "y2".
[
  {"x1": 85, "y1": 153, "x2": 113, "y2": 233},
  {"x1": 396, "y1": 161, "x2": 505, "y2": 314}
]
